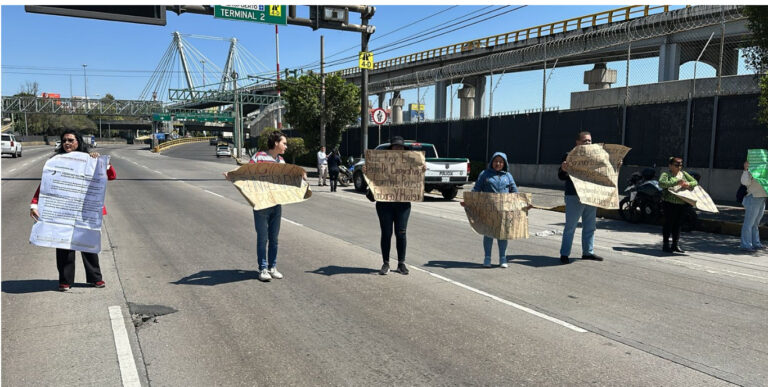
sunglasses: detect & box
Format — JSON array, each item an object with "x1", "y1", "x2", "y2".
[{"x1": 62, "y1": 138, "x2": 77, "y2": 143}]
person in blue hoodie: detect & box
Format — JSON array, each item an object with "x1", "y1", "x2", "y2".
[{"x1": 462, "y1": 152, "x2": 519, "y2": 268}]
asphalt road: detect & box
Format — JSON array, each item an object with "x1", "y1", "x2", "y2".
[{"x1": 3, "y1": 143, "x2": 767, "y2": 386}]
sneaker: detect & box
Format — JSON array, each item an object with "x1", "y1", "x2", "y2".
[
  {"x1": 560, "y1": 255, "x2": 570, "y2": 264},
  {"x1": 671, "y1": 246, "x2": 685, "y2": 254},
  {"x1": 379, "y1": 262, "x2": 390, "y2": 275},
  {"x1": 268, "y1": 267, "x2": 283, "y2": 279},
  {"x1": 500, "y1": 257, "x2": 508, "y2": 268},
  {"x1": 483, "y1": 256, "x2": 492, "y2": 268},
  {"x1": 739, "y1": 246, "x2": 756, "y2": 252},
  {"x1": 258, "y1": 269, "x2": 272, "y2": 282},
  {"x1": 397, "y1": 262, "x2": 409, "y2": 275},
  {"x1": 582, "y1": 254, "x2": 604, "y2": 261},
  {"x1": 91, "y1": 281, "x2": 106, "y2": 288},
  {"x1": 58, "y1": 284, "x2": 70, "y2": 292}
]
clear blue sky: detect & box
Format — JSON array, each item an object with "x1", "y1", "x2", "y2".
[{"x1": 2, "y1": 4, "x2": 733, "y2": 119}]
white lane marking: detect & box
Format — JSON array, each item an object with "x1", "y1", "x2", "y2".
[
  {"x1": 9, "y1": 168, "x2": 16, "y2": 172},
  {"x1": 152, "y1": 170, "x2": 161, "y2": 174},
  {"x1": 108, "y1": 306, "x2": 141, "y2": 387},
  {"x1": 283, "y1": 218, "x2": 303, "y2": 227},
  {"x1": 408, "y1": 265, "x2": 588, "y2": 333},
  {"x1": 204, "y1": 189, "x2": 224, "y2": 198}
]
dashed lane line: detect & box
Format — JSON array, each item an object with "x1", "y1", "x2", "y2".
[{"x1": 108, "y1": 306, "x2": 141, "y2": 387}]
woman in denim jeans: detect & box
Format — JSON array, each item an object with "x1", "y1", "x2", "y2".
[
  {"x1": 236, "y1": 131, "x2": 288, "y2": 282},
  {"x1": 740, "y1": 160, "x2": 767, "y2": 251}
]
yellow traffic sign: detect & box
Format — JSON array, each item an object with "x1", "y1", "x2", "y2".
[
  {"x1": 359, "y1": 51, "x2": 374, "y2": 70},
  {"x1": 269, "y1": 5, "x2": 281, "y2": 17}
]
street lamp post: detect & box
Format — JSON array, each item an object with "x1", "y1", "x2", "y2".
[
  {"x1": 82, "y1": 64, "x2": 88, "y2": 107},
  {"x1": 96, "y1": 94, "x2": 101, "y2": 139}
]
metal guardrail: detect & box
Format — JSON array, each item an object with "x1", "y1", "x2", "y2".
[
  {"x1": 153, "y1": 136, "x2": 215, "y2": 152},
  {"x1": 335, "y1": 5, "x2": 672, "y2": 77}
]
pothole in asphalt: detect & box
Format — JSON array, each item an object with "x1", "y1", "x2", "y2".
[{"x1": 128, "y1": 302, "x2": 177, "y2": 328}]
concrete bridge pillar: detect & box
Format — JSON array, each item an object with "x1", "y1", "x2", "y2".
[
  {"x1": 458, "y1": 86, "x2": 475, "y2": 119},
  {"x1": 583, "y1": 63, "x2": 617, "y2": 90},
  {"x1": 467, "y1": 76, "x2": 486, "y2": 118},
  {"x1": 377, "y1": 92, "x2": 386, "y2": 109},
  {"x1": 434, "y1": 80, "x2": 448, "y2": 120},
  {"x1": 658, "y1": 42, "x2": 681, "y2": 82},
  {"x1": 720, "y1": 48, "x2": 740, "y2": 76},
  {"x1": 391, "y1": 92, "x2": 405, "y2": 124}
]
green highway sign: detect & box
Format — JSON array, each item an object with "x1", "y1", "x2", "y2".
[
  {"x1": 214, "y1": 5, "x2": 287, "y2": 25},
  {"x1": 153, "y1": 113, "x2": 234, "y2": 123}
]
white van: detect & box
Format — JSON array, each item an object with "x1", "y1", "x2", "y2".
[{"x1": 1, "y1": 133, "x2": 22, "y2": 158}]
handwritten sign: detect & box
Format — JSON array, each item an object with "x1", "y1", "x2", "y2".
[
  {"x1": 566, "y1": 143, "x2": 630, "y2": 209},
  {"x1": 29, "y1": 152, "x2": 109, "y2": 253},
  {"x1": 364, "y1": 149, "x2": 425, "y2": 202},
  {"x1": 463, "y1": 192, "x2": 533, "y2": 240},
  {"x1": 747, "y1": 149, "x2": 768, "y2": 193},
  {"x1": 226, "y1": 163, "x2": 311, "y2": 210},
  {"x1": 668, "y1": 184, "x2": 718, "y2": 213}
]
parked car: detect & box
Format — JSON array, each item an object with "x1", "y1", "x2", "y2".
[
  {"x1": 216, "y1": 145, "x2": 232, "y2": 158},
  {"x1": 1, "y1": 133, "x2": 22, "y2": 158},
  {"x1": 351, "y1": 140, "x2": 470, "y2": 200},
  {"x1": 210, "y1": 137, "x2": 218, "y2": 146}
]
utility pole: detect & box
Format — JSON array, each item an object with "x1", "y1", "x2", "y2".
[
  {"x1": 82, "y1": 64, "x2": 88, "y2": 106},
  {"x1": 360, "y1": 10, "x2": 372, "y2": 154},
  {"x1": 275, "y1": 25, "x2": 282, "y2": 129},
  {"x1": 232, "y1": 71, "x2": 240, "y2": 158},
  {"x1": 320, "y1": 35, "x2": 326, "y2": 148}
]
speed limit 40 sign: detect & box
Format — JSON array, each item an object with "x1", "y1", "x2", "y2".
[{"x1": 371, "y1": 108, "x2": 387, "y2": 125}]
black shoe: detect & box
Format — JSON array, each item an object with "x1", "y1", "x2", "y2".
[
  {"x1": 672, "y1": 245, "x2": 685, "y2": 253},
  {"x1": 560, "y1": 255, "x2": 570, "y2": 264},
  {"x1": 379, "y1": 262, "x2": 390, "y2": 275},
  {"x1": 582, "y1": 254, "x2": 604, "y2": 261},
  {"x1": 397, "y1": 262, "x2": 409, "y2": 275}
]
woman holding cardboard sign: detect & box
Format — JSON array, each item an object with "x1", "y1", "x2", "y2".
[
  {"x1": 362, "y1": 136, "x2": 424, "y2": 276},
  {"x1": 460, "y1": 152, "x2": 519, "y2": 268},
  {"x1": 659, "y1": 156, "x2": 698, "y2": 253}
]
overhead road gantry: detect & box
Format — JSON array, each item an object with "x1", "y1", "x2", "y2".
[{"x1": 1, "y1": 96, "x2": 163, "y2": 116}]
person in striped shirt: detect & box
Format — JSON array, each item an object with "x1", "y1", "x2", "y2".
[{"x1": 248, "y1": 131, "x2": 287, "y2": 282}]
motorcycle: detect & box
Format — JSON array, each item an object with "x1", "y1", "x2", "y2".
[
  {"x1": 619, "y1": 168, "x2": 698, "y2": 231},
  {"x1": 338, "y1": 164, "x2": 353, "y2": 187}
]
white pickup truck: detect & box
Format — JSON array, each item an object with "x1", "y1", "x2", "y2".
[
  {"x1": 1, "y1": 133, "x2": 22, "y2": 158},
  {"x1": 351, "y1": 140, "x2": 470, "y2": 200}
]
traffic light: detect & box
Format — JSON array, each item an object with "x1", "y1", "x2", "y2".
[
  {"x1": 309, "y1": 6, "x2": 349, "y2": 31},
  {"x1": 25, "y1": 6, "x2": 166, "y2": 26}
]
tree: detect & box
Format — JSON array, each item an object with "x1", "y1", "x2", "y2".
[
  {"x1": 744, "y1": 6, "x2": 768, "y2": 124},
  {"x1": 280, "y1": 73, "x2": 359, "y2": 151},
  {"x1": 257, "y1": 127, "x2": 309, "y2": 163}
]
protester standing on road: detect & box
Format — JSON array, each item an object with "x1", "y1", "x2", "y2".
[
  {"x1": 659, "y1": 156, "x2": 698, "y2": 253},
  {"x1": 364, "y1": 136, "x2": 422, "y2": 276},
  {"x1": 740, "y1": 160, "x2": 767, "y2": 251},
  {"x1": 558, "y1": 131, "x2": 604, "y2": 264},
  {"x1": 238, "y1": 131, "x2": 287, "y2": 282},
  {"x1": 30, "y1": 130, "x2": 116, "y2": 292},
  {"x1": 317, "y1": 146, "x2": 328, "y2": 186},
  {"x1": 327, "y1": 148, "x2": 342, "y2": 193},
  {"x1": 461, "y1": 152, "x2": 519, "y2": 268}
]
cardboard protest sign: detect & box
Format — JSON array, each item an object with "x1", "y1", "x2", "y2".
[
  {"x1": 30, "y1": 152, "x2": 110, "y2": 253},
  {"x1": 747, "y1": 149, "x2": 768, "y2": 193},
  {"x1": 463, "y1": 192, "x2": 533, "y2": 240},
  {"x1": 566, "y1": 143, "x2": 631, "y2": 209},
  {"x1": 226, "y1": 163, "x2": 311, "y2": 210},
  {"x1": 668, "y1": 184, "x2": 719, "y2": 213},
  {"x1": 364, "y1": 149, "x2": 425, "y2": 202}
]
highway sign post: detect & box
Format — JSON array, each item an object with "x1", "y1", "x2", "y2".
[
  {"x1": 214, "y1": 5, "x2": 287, "y2": 25},
  {"x1": 371, "y1": 107, "x2": 387, "y2": 144},
  {"x1": 359, "y1": 51, "x2": 374, "y2": 70}
]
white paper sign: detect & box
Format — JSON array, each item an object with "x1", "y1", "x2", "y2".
[{"x1": 29, "y1": 152, "x2": 109, "y2": 253}]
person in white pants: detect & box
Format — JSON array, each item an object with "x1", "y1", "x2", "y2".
[{"x1": 317, "y1": 146, "x2": 328, "y2": 186}]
